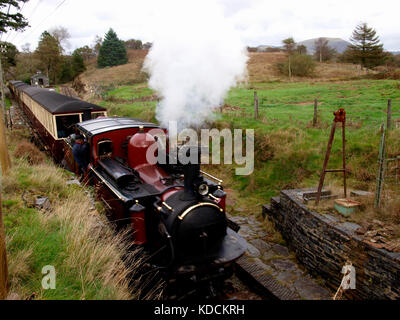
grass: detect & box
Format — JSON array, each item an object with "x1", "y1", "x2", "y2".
[
  {"x1": 5, "y1": 97, "x2": 11, "y2": 110},
  {"x1": 2, "y1": 130, "x2": 162, "y2": 300},
  {"x1": 96, "y1": 79, "x2": 400, "y2": 237}
]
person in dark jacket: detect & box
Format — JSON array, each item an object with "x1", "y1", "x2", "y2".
[{"x1": 72, "y1": 135, "x2": 90, "y2": 175}]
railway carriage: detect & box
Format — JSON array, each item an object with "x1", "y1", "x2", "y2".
[{"x1": 8, "y1": 81, "x2": 107, "y2": 165}]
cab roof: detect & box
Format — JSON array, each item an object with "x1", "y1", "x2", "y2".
[{"x1": 76, "y1": 117, "x2": 160, "y2": 138}]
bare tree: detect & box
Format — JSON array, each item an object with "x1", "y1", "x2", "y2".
[
  {"x1": 92, "y1": 35, "x2": 103, "y2": 56},
  {"x1": 50, "y1": 26, "x2": 71, "y2": 53},
  {"x1": 21, "y1": 42, "x2": 31, "y2": 53},
  {"x1": 314, "y1": 37, "x2": 336, "y2": 62}
]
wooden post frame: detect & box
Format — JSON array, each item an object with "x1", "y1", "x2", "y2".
[
  {"x1": 387, "y1": 99, "x2": 392, "y2": 130},
  {"x1": 316, "y1": 109, "x2": 347, "y2": 205},
  {"x1": 313, "y1": 99, "x2": 318, "y2": 127},
  {"x1": 254, "y1": 90, "x2": 259, "y2": 119},
  {"x1": 374, "y1": 124, "x2": 386, "y2": 209}
]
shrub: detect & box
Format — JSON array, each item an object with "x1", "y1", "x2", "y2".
[{"x1": 277, "y1": 54, "x2": 316, "y2": 77}]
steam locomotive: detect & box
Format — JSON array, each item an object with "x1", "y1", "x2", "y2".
[
  {"x1": 72, "y1": 118, "x2": 246, "y2": 297},
  {"x1": 9, "y1": 81, "x2": 246, "y2": 298}
]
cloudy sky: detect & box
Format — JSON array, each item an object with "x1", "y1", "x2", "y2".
[{"x1": 2, "y1": 0, "x2": 400, "y2": 52}]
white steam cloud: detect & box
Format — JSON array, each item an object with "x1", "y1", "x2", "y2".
[{"x1": 143, "y1": 0, "x2": 248, "y2": 129}]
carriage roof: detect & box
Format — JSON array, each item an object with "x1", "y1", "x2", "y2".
[{"x1": 13, "y1": 82, "x2": 106, "y2": 115}]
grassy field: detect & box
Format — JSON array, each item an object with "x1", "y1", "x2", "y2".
[
  {"x1": 96, "y1": 79, "x2": 400, "y2": 237},
  {"x1": 2, "y1": 129, "x2": 161, "y2": 300}
]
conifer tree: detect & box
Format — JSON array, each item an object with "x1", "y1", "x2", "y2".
[
  {"x1": 345, "y1": 23, "x2": 384, "y2": 68},
  {"x1": 97, "y1": 28, "x2": 128, "y2": 68}
]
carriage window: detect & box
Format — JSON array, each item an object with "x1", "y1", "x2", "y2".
[
  {"x1": 56, "y1": 115, "x2": 80, "y2": 139},
  {"x1": 98, "y1": 140, "x2": 113, "y2": 158}
]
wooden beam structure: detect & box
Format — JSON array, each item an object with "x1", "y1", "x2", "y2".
[{"x1": 316, "y1": 109, "x2": 347, "y2": 205}]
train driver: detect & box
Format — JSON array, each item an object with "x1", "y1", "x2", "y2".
[{"x1": 72, "y1": 135, "x2": 90, "y2": 176}]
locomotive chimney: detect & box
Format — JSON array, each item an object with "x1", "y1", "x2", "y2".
[{"x1": 182, "y1": 146, "x2": 202, "y2": 201}]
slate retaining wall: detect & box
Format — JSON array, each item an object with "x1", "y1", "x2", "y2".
[{"x1": 264, "y1": 189, "x2": 400, "y2": 300}]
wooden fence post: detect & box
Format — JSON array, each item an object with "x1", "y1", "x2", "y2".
[
  {"x1": 387, "y1": 99, "x2": 392, "y2": 130},
  {"x1": 313, "y1": 99, "x2": 318, "y2": 127},
  {"x1": 0, "y1": 193, "x2": 9, "y2": 300},
  {"x1": 254, "y1": 90, "x2": 259, "y2": 119}
]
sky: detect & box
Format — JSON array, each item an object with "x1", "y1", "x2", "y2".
[{"x1": 2, "y1": 0, "x2": 400, "y2": 52}]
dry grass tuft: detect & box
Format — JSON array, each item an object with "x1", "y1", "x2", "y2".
[{"x1": 13, "y1": 141, "x2": 46, "y2": 165}]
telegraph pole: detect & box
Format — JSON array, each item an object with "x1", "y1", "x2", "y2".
[
  {"x1": 0, "y1": 45, "x2": 11, "y2": 175},
  {"x1": 0, "y1": 44, "x2": 10, "y2": 299},
  {"x1": 0, "y1": 192, "x2": 9, "y2": 300},
  {"x1": 0, "y1": 45, "x2": 8, "y2": 127}
]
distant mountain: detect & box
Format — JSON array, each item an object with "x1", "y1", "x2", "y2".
[
  {"x1": 390, "y1": 51, "x2": 400, "y2": 55},
  {"x1": 297, "y1": 38, "x2": 351, "y2": 54},
  {"x1": 256, "y1": 45, "x2": 281, "y2": 52}
]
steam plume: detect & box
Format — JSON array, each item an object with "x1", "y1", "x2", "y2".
[{"x1": 143, "y1": 0, "x2": 248, "y2": 129}]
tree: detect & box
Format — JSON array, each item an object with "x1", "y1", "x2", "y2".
[
  {"x1": 345, "y1": 23, "x2": 384, "y2": 68},
  {"x1": 50, "y1": 26, "x2": 71, "y2": 53},
  {"x1": 71, "y1": 49, "x2": 86, "y2": 77},
  {"x1": 0, "y1": 41, "x2": 18, "y2": 73},
  {"x1": 277, "y1": 54, "x2": 315, "y2": 77},
  {"x1": 75, "y1": 45, "x2": 95, "y2": 61},
  {"x1": 0, "y1": 0, "x2": 29, "y2": 33},
  {"x1": 59, "y1": 55, "x2": 73, "y2": 83},
  {"x1": 21, "y1": 42, "x2": 30, "y2": 53},
  {"x1": 34, "y1": 31, "x2": 63, "y2": 84},
  {"x1": 282, "y1": 37, "x2": 296, "y2": 53},
  {"x1": 314, "y1": 38, "x2": 336, "y2": 62},
  {"x1": 97, "y1": 28, "x2": 128, "y2": 68},
  {"x1": 282, "y1": 37, "x2": 296, "y2": 78},
  {"x1": 92, "y1": 35, "x2": 102, "y2": 56},
  {"x1": 125, "y1": 39, "x2": 143, "y2": 50},
  {"x1": 143, "y1": 42, "x2": 152, "y2": 50},
  {"x1": 296, "y1": 45, "x2": 307, "y2": 55},
  {"x1": 0, "y1": 0, "x2": 30, "y2": 176},
  {"x1": 15, "y1": 51, "x2": 40, "y2": 83}
]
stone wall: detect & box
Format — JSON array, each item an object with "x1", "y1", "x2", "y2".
[{"x1": 263, "y1": 189, "x2": 400, "y2": 300}]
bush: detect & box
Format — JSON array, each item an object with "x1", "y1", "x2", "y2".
[{"x1": 277, "y1": 54, "x2": 316, "y2": 77}]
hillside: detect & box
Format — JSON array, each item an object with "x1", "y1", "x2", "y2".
[{"x1": 79, "y1": 50, "x2": 367, "y2": 93}]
